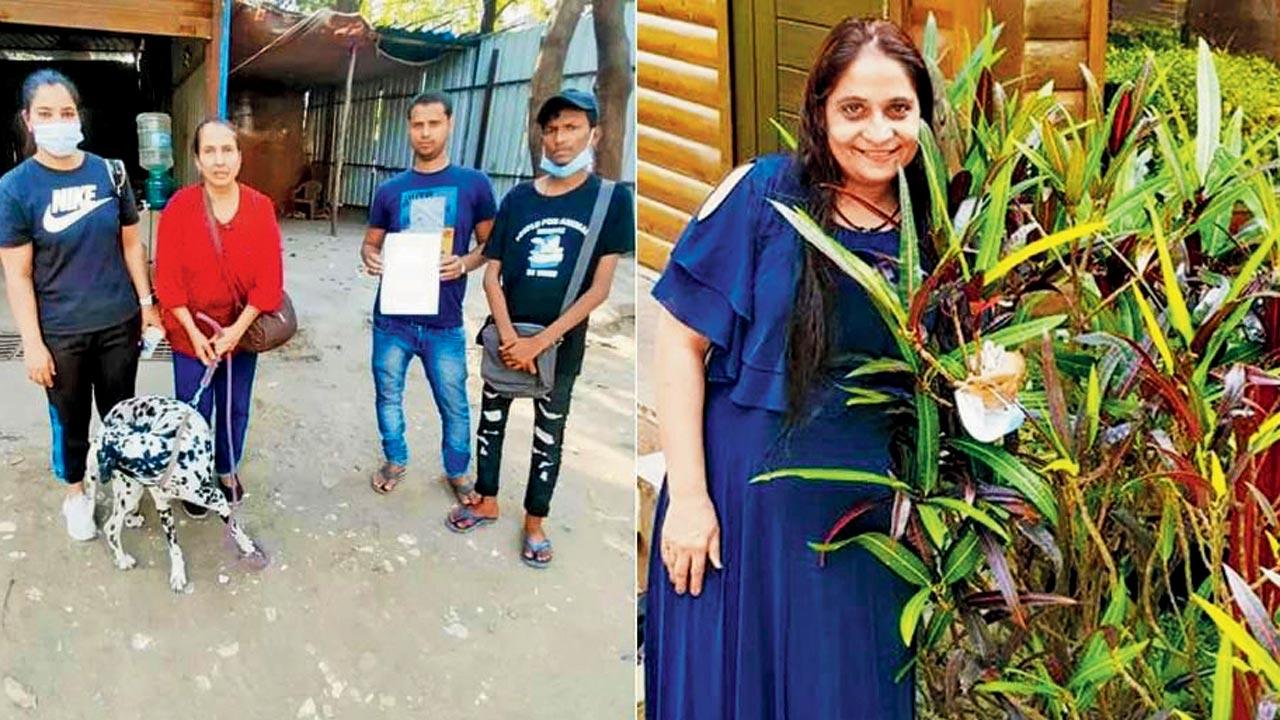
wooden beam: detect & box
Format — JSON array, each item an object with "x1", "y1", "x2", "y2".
[
  {"x1": 638, "y1": 159, "x2": 715, "y2": 216},
  {"x1": 639, "y1": 194, "x2": 692, "y2": 241},
  {"x1": 712, "y1": 0, "x2": 733, "y2": 170},
  {"x1": 1087, "y1": 0, "x2": 1108, "y2": 83},
  {"x1": 776, "y1": 19, "x2": 827, "y2": 71},
  {"x1": 205, "y1": 0, "x2": 223, "y2": 119},
  {"x1": 1025, "y1": 0, "x2": 1088, "y2": 40},
  {"x1": 0, "y1": 1, "x2": 212, "y2": 38},
  {"x1": 638, "y1": 230, "x2": 674, "y2": 271},
  {"x1": 637, "y1": 12, "x2": 719, "y2": 68},
  {"x1": 330, "y1": 45, "x2": 358, "y2": 237},
  {"x1": 1023, "y1": 39, "x2": 1089, "y2": 91},
  {"x1": 990, "y1": 0, "x2": 1025, "y2": 83},
  {"x1": 637, "y1": 0, "x2": 718, "y2": 26},
  {"x1": 638, "y1": 124, "x2": 723, "y2": 185},
  {"x1": 777, "y1": 66, "x2": 807, "y2": 117},
  {"x1": 638, "y1": 51, "x2": 720, "y2": 107},
  {"x1": 775, "y1": 0, "x2": 881, "y2": 26},
  {"x1": 638, "y1": 87, "x2": 721, "y2": 146}
]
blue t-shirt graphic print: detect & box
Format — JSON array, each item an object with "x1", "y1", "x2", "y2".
[
  {"x1": 0, "y1": 153, "x2": 140, "y2": 335},
  {"x1": 368, "y1": 165, "x2": 497, "y2": 328}
]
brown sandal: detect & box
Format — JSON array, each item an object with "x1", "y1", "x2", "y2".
[{"x1": 370, "y1": 463, "x2": 406, "y2": 494}]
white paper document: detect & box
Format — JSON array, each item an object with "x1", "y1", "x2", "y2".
[{"x1": 380, "y1": 231, "x2": 441, "y2": 315}]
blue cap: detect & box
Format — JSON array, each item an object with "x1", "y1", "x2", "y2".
[{"x1": 537, "y1": 88, "x2": 598, "y2": 127}]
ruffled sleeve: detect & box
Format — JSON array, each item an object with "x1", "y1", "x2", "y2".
[
  {"x1": 652, "y1": 162, "x2": 757, "y2": 352},
  {"x1": 652, "y1": 155, "x2": 798, "y2": 412}
]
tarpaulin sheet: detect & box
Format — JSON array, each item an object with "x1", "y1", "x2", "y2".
[{"x1": 230, "y1": 1, "x2": 476, "y2": 86}]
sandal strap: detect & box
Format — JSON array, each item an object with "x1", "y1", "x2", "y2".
[{"x1": 524, "y1": 537, "x2": 553, "y2": 553}]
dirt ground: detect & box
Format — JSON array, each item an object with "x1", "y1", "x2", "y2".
[{"x1": 0, "y1": 216, "x2": 637, "y2": 719}]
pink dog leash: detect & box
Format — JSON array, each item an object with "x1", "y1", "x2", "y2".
[{"x1": 192, "y1": 311, "x2": 243, "y2": 492}]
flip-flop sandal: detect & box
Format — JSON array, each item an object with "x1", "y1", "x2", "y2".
[
  {"x1": 443, "y1": 475, "x2": 479, "y2": 505},
  {"x1": 445, "y1": 504, "x2": 497, "y2": 534},
  {"x1": 521, "y1": 534, "x2": 553, "y2": 569},
  {"x1": 370, "y1": 463, "x2": 405, "y2": 495}
]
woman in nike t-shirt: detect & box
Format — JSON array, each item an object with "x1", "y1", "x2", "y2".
[{"x1": 0, "y1": 69, "x2": 163, "y2": 541}]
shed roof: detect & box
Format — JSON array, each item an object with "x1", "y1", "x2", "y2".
[{"x1": 230, "y1": 1, "x2": 479, "y2": 86}]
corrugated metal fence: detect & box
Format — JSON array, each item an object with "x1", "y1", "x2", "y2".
[{"x1": 304, "y1": 5, "x2": 636, "y2": 207}]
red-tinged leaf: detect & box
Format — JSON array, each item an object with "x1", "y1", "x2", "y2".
[
  {"x1": 982, "y1": 495, "x2": 1038, "y2": 521},
  {"x1": 1017, "y1": 522, "x2": 1063, "y2": 574},
  {"x1": 980, "y1": 530, "x2": 1026, "y2": 628},
  {"x1": 1138, "y1": 469, "x2": 1213, "y2": 500},
  {"x1": 1224, "y1": 564, "x2": 1280, "y2": 659},
  {"x1": 891, "y1": 491, "x2": 912, "y2": 541},
  {"x1": 974, "y1": 67, "x2": 995, "y2": 127},
  {"x1": 947, "y1": 170, "x2": 973, "y2": 219},
  {"x1": 968, "y1": 295, "x2": 1003, "y2": 318},
  {"x1": 1192, "y1": 298, "x2": 1244, "y2": 356},
  {"x1": 1116, "y1": 335, "x2": 1203, "y2": 440},
  {"x1": 1246, "y1": 482, "x2": 1280, "y2": 529},
  {"x1": 1040, "y1": 332, "x2": 1072, "y2": 454},
  {"x1": 906, "y1": 514, "x2": 934, "y2": 564},
  {"x1": 908, "y1": 257, "x2": 955, "y2": 345},
  {"x1": 817, "y1": 499, "x2": 880, "y2": 568},
  {"x1": 1108, "y1": 87, "x2": 1134, "y2": 156},
  {"x1": 962, "y1": 591, "x2": 1080, "y2": 609}
]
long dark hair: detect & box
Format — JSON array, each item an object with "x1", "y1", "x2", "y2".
[
  {"x1": 787, "y1": 18, "x2": 935, "y2": 416},
  {"x1": 18, "y1": 69, "x2": 82, "y2": 156}
]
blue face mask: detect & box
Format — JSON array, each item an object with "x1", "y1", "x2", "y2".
[
  {"x1": 539, "y1": 145, "x2": 593, "y2": 179},
  {"x1": 32, "y1": 120, "x2": 83, "y2": 158}
]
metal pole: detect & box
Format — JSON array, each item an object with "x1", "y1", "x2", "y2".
[
  {"x1": 330, "y1": 44, "x2": 358, "y2": 237},
  {"x1": 472, "y1": 48, "x2": 500, "y2": 169}
]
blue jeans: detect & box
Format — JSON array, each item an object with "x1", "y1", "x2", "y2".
[
  {"x1": 173, "y1": 350, "x2": 258, "y2": 475},
  {"x1": 371, "y1": 317, "x2": 470, "y2": 477}
]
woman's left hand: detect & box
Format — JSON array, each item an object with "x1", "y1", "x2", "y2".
[
  {"x1": 212, "y1": 325, "x2": 245, "y2": 358},
  {"x1": 141, "y1": 306, "x2": 164, "y2": 335}
]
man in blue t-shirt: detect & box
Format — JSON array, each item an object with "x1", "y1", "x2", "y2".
[{"x1": 359, "y1": 90, "x2": 498, "y2": 501}]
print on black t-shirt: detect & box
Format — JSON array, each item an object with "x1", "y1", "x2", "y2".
[{"x1": 483, "y1": 174, "x2": 635, "y2": 376}]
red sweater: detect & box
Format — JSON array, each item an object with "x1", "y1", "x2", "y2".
[{"x1": 154, "y1": 184, "x2": 284, "y2": 357}]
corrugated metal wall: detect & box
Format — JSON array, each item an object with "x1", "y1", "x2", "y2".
[{"x1": 305, "y1": 5, "x2": 636, "y2": 208}]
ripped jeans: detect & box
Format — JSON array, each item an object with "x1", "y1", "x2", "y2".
[{"x1": 473, "y1": 371, "x2": 578, "y2": 517}]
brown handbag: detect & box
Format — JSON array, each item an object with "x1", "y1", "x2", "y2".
[{"x1": 201, "y1": 188, "x2": 297, "y2": 353}]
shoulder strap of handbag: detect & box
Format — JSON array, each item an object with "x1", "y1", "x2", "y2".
[
  {"x1": 201, "y1": 186, "x2": 249, "y2": 307},
  {"x1": 558, "y1": 178, "x2": 615, "y2": 314}
]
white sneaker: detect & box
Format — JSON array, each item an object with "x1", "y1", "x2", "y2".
[{"x1": 62, "y1": 493, "x2": 96, "y2": 541}]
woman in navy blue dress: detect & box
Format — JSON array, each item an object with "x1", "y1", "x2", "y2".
[{"x1": 645, "y1": 19, "x2": 935, "y2": 719}]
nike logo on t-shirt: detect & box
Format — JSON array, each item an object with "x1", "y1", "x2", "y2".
[{"x1": 42, "y1": 185, "x2": 111, "y2": 234}]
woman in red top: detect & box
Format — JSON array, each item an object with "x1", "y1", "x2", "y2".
[{"x1": 154, "y1": 119, "x2": 283, "y2": 517}]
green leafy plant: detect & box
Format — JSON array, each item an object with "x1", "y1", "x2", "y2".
[{"x1": 766, "y1": 12, "x2": 1280, "y2": 718}]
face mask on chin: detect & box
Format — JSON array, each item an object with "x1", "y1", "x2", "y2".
[
  {"x1": 32, "y1": 120, "x2": 84, "y2": 158},
  {"x1": 539, "y1": 145, "x2": 594, "y2": 179}
]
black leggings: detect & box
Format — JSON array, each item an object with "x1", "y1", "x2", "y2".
[
  {"x1": 474, "y1": 372, "x2": 579, "y2": 518},
  {"x1": 43, "y1": 314, "x2": 140, "y2": 484}
]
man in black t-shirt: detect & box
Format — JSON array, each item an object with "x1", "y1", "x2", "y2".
[{"x1": 444, "y1": 88, "x2": 634, "y2": 568}]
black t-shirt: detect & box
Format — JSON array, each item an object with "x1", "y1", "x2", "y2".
[
  {"x1": 483, "y1": 174, "x2": 634, "y2": 375},
  {"x1": 0, "y1": 153, "x2": 140, "y2": 335}
]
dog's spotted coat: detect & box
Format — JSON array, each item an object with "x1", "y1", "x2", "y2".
[{"x1": 86, "y1": 395, "x2": 261, "y2": 592}]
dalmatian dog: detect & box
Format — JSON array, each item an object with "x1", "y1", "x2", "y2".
[{"x1": 85, "y1": 395, "x2": 264, "y2": 592}]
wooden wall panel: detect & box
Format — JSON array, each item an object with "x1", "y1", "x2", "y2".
[
  {"x1": 637, "y1": 0, "x2": 733, "y2": 271},
  {"x1": 1023, "y1": 39, "x2": 1089, "y2": 91},
  {"x1": 0, "y1": 0, "x2": 215, "y2": 38},
  {"x1": 1025, "y1": 0, "x2": 1089, "y2": 39},
  {"x1": 637, "y1": 14, "x2": 720, "y2": 69},
  {"x1": 638, "y1": 52, "x2": 720, "y2": 106}
]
